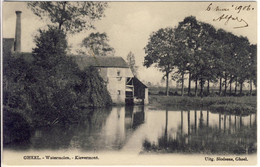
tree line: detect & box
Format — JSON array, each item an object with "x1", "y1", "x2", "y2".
[{"x1": 144, "y1": 16, "x2": 256, "y2": 97}]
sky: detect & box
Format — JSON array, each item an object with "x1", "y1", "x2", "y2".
[{"x1": 2, "y1": 1, "x2": 257, "y2": 85}]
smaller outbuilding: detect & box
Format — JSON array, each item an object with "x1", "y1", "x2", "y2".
[{"x1": 133, "y1": 77, "x2": 149, "y2": 105}]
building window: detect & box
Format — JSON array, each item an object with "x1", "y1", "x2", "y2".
[
  {"x1": 117, "y1": 71, "x2": 120, "y2": 76},
  {"x1": 117, "y1": 90, "x2": 121, "y2": 95}
]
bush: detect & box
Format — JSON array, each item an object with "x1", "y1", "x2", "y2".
[
  {"x1": 75, "y1": 66, "x2": 112, "y2": 108},
  {"x1": 3, "y1": 108, "x2": 32, "y2": 145},
  {"x1": 158, "y1": 91, "x2": 165, "y2": 95},
  {"x1": 209, "y1": 104, "x2": 255, "y2": 115}
]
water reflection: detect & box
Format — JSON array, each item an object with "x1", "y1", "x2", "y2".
[
  {"x1": 143, "y1": 109, "x2": 257, "y2": 154},
  {"x1": 5, "y1": 106, "x2": 146, "y2": 152},
  {"x1": 4, "y1": 106, "x2": 256, "y2": 155}
]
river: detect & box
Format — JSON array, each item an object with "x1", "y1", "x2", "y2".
[{"x1": 4, "y1": 105, "x2": 256, "y2": 154}]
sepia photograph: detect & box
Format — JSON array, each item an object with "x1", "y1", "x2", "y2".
[{"x1": 1, "y1": 1, "x2": 257, "y2": 166}]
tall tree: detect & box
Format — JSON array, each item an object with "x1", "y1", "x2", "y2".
[
  {"x1": 175, "y1": 47, "x2": 188, "y2": 96},
  {"x1": 144, "y1": 28, "x2": 176, "y2": 96},
  {"x1": 174, "y1": 16, "x2": 197, "y2": 96},
  {"x1": 220, "y1": 32, "x2": 236, "y2": 96},
  {"x1": 33, "y1": 26, "x2": 68, "y2": 68},
  {"x1": 127, "y1": 51, "x2": 138, "y2": 77},
  {"x1": 234, "y1": 36, "x2": 252, "y2": 95},
  {"x1": 175, "y1": 16, "x2": 218, "y2": 97},
  {"x1": 208, "y1": 37, "x2": 225, "y2": 95},
  {"x1": 248, "y1": 44, "x2": 257, "y2": 95},
  {"x1": 195, "y1": 22, "x2": 217, "y2": 96},
  {"x1": 30, "y1": 27, "x2": 81, "y2": 125},
  {"x1": 175, "y1": 16, "x2": 209, "y2": 96},
  {"x1": 225, "y1": 33, "x2": 238, "y2": 96},
  {"x1": 80, "y1": 32, "x2": 115, "y2": 56},
  {"x1": 27, "y1": 2, "x2": 108, "y2": 33},
  {"x1": 213, "y1": 29, "x2": 233, "y2": 95}
]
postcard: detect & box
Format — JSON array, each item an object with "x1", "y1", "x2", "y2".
[{"x1": 2, "y1": 1, "x2": 257, "y2": 166}]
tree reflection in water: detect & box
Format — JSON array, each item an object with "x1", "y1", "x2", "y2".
[
  {"x1": 6, "y1": 106, "x2": 146, "y2": 152},
  {"x1": 143, "y1": 109, "x2": 256, "y2": 154},
  {"x1": 4, "y1": 106, "x2": 256, "y2": 154},
  {"x1": 30, "y1": 107, "x2": 112, "y2": 150}
]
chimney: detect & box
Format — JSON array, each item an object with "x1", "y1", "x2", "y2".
[{"x1": 14, "y1": 11, "x2": 22, "y2": 53}]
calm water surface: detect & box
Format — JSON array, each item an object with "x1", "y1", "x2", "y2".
[{"x1": 5, "y1": 106, "x2": 257, "y2": 154}]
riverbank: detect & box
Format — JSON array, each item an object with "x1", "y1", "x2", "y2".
[{"x1": 149, "y1": 95, "x2": 256, "y2": 115}]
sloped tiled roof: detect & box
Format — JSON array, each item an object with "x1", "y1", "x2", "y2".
[{"x1": 73, "y1": 56, "x2": 129, "y2": 70}]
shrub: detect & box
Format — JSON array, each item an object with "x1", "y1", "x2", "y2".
[
  {"x1": 209, "y1": 104, "x2": 255, "y2": 115},
  {"x1": 3, "y1": 108, "x2": 31, "y2": 145},
  {"x1": 75, "y1": 66, "x2": 112, "y2": 108},
  {"x1": 158, "y1": 91, "x2": 165, "y2": 95}
]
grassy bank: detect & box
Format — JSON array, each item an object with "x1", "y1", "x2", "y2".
[
  {"x1": 148, "y1": 86, "x2": 257, "y2": 96},
  {"x1": 149, "y1": 95, "x2": 256, "y2": 115}
]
